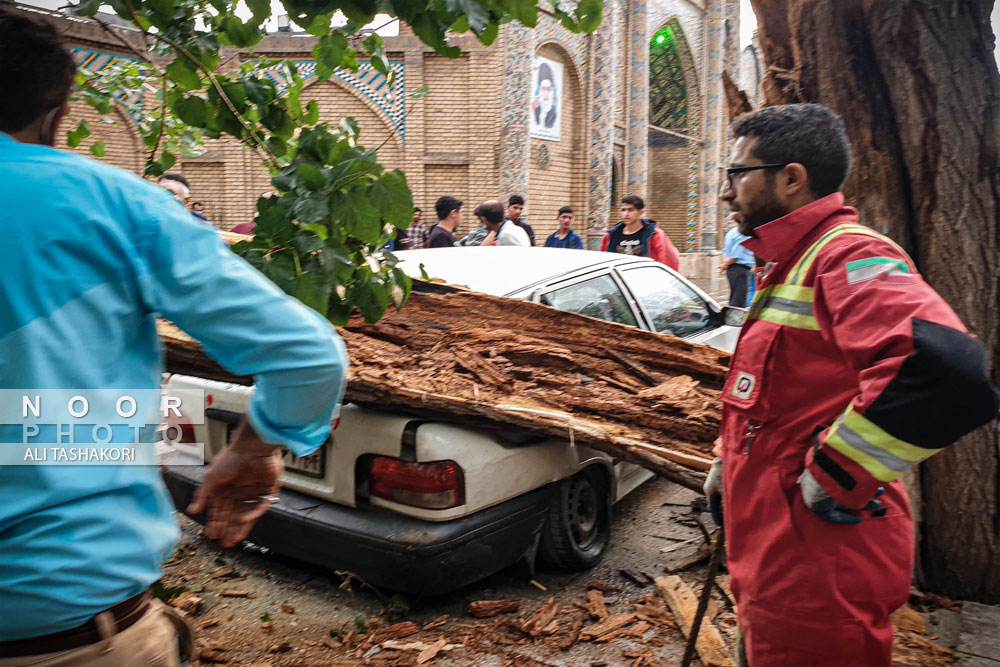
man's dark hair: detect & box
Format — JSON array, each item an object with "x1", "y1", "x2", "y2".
[
  {"x1": 435, "y1": 195, "x2": 462, "y2": 220},
  {"x1": 159, "y1": 172, "x2": 191, "y2": 188},
  {"x1": 474, "y1": 201, "x2": 505, "y2": 224},
  {"x1": 558, "y1": 206, "x2": 573, "y2": 215},
  {"x1": 621, "y1": 195, "x2": 644, "y2": 210},
  {"x1": 508, "y1": 195, "x2": 525, "y2": 206},
  {"x1": 414, "y1": 207, "x2": 422, "y2": 213},
  {"x1": 0, "y1": 8, "x2": 76, "y2": 133},
  {"x1": 730, "y1": 103, "x2": 851, "y2": 197},
  {"x1": 192, "y1": 201, "x2": 203, "y2": 207}
]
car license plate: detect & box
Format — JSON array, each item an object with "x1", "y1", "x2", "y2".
[
  {"x1": 282, "y1": 448, "x2": 325, "y2": 478},
  {"x1": 223, "y1": 421, "x2": 326, "y2": 478}
]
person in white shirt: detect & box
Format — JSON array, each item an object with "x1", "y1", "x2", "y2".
[{"x1": 475, "y1": 200, "x2": 530, "y2": 246}]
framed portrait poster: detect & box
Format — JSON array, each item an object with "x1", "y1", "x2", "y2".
[{"x1": 530, "y1": 56, "x2": 563, "y2": 142}]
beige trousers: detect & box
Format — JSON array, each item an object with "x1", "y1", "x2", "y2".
[{"x1": 0, "y1": 600, "x2": 196, "y2": 667}]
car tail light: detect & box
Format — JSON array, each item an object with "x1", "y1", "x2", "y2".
[{"x1": 369, "y1": 457, "x2": 465, "y2": 510}]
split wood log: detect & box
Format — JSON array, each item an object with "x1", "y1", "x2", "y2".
[
  {"x1": 160, "y1": 275, "x2": 728, "y2": 490},
  {"x1": 370, "y1": 621, "x2": 420, "y2": 643},
  {"x1": 468, "y1": 600, "x2": 520, "y2": 618},
  {"x1": 655, "y1": 576, "x2": 734, "y2": 667}
]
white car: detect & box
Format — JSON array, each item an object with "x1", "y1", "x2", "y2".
[{"x1": 161, "y1": 248, "x2": 742, "y2": 593}]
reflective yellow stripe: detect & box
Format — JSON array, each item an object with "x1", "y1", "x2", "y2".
[
  {"x1": 747, "y1": 284, "x2": 819, "y2": 330},
  {"x1": 823, "y1": 406, "x2": 937, "y2": 482},
  {"x1": 788, "y1": 224, "x2": 875, "y2": 284}
]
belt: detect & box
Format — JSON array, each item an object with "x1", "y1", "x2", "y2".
[{"x1": 0, "y1": 590, "x2": 151, "y2": 658}]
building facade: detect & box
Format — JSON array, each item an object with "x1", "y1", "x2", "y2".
[{"x1": 33, "y1": 0, "x2": 747, "y2": 252}]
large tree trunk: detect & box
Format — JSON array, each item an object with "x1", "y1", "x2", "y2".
[{"x1": 750, "y1": 0, "x2": 1000, "y2": 601}]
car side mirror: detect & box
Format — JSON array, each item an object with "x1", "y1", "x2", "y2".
[{"x1": 721, "y1": 305, "x2": 747, "y2": 327}]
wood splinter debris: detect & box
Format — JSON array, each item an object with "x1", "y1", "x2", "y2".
[{"x1": 468, "y1": 600, "x2": 520, "y2": 618}]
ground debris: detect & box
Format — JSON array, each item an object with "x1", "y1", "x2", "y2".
[
  {"x1": 370, "y1": 621, "x2": 422, "y2": 643},
  {"x1": 619, "y1": 569, "x2": 652, "y2": 587},
  {"x1": 655, "y1": 575, "x2": 734, "y2": 667},
  {"x1": 583, "y1": 590, "x2": 609, "y2": 620},
  {"x1": 169, "y1": 591, "x2": 203, "y2": 615},
  {"x1": 520, "y1": 597, "x2": 560, "y2": 638},
  {"x1": 579, "y1": 612, "x2": 637, "y2": 642},
  {"x1": 469, "y1": 600, "x2": 521, "y2": 618},
  {"x1": 218, "y1": 589, "x2": 253, "y2": 598}
]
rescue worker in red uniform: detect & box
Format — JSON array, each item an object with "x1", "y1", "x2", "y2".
[{"x1": 704, "y1": 104, "x2": 999, "y2": 666}]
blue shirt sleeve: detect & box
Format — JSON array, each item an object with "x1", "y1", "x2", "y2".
[
  {"x1": 132, "y1": 189, "x2": 347, "y2": 456},
  {"x1": 569, "y1": 232, "x2": 584, "y2": 250}
]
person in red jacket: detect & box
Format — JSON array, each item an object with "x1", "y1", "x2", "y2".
[
  {"x1": 703, "y1": 103, "x2": 999, "y2": 666},
  {"x1": 600, "y1": 195, "x2": 680, "y2": 270}
]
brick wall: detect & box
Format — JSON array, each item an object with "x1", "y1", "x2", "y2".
[
  {"x1": 646, "y1": 144, "x2": 690, "y2": 248},
  {"x1": 527, "y1": 43, "x2": 587, "y2": 244},
  {"x1": 61, "y1": 100, "x2": 143, "y2": 175}
]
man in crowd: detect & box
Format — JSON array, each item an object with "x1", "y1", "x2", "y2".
[
  {"x1": 705, "y1": 103, "x2": 999, "y2": 666},
  {"x1": 156, "y1": 172, "x2": 214, "y2": 228},
  {"x1": 718, "y1": 217, "x2": 755, "y2": 306},
  {"x1": 506, "y1": 195, "x2": 535, "y2": 246},
  {"x1": 427, "y1": 196, "x2": 462, "y2": 248},
  {"x1": 476, "y1": 199, "x2": 530, "y2": 246},
  {"x1": 600, "y1": 195, "x2": 680, "y2": 270},
  {"x1": 544, "y1": 206, "x2": 583, "y2": 249},
  {"x1": 0, "y1": 10, "x2": 348, "y2": 663},
  {"x1": 401, "y1": 207, "x2": 429, "y2": 250}
]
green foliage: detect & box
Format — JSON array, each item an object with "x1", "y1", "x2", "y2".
[{"x1": 73, "y1": 0, "x2": 604, "y2": 325}]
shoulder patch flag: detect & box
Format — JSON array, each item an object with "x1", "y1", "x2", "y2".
[{"x1": 845, "y1": 257, "x2": 910, "y2": 285}]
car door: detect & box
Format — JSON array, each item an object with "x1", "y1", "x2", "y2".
[
  {"x1": 533, "y1": 271, "x2": 643, "y2": 328},
  {"x1": 615, "y1": 264, "x2": 718, "y2": 341}
]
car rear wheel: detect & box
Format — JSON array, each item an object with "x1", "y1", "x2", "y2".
[{"x1": 540, "y1": 466, "x2": 611, "y2": 569}]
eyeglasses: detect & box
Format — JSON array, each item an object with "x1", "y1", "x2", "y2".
[{"x1": 723, "y1": 163, "x2": 788, "y2": 189}]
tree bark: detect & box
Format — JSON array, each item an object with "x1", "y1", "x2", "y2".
[{"x1": 750, "y1": 0, "x2": 1000, "y2": 601}]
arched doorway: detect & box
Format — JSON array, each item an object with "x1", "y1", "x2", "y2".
[{"x1": 647, "y1": 19, "x2": 700, "y2": 252}]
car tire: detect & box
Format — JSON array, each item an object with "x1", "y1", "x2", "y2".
[{"x1": 540, "y1": 466, "x2": 611, "y2": 569}]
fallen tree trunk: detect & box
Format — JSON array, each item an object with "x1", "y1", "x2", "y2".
[{"x1": 160, "y1": 284, "x2": 728, "y2": 491}]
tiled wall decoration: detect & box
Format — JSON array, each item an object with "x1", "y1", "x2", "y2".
[{"x1": 70, "y1": 48, "x2": 143, "y2": 124}]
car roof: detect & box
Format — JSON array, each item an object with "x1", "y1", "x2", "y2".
[{"x1": 396, "y1": 247, "x2": 659, "y2": 296}]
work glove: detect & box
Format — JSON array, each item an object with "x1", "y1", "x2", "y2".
[
  {"x1": 703, "y1": 457, "x2": 724, "y2": 526},
  {"x1": 798, "y1": 467, "x2": 884, "y2": 525}
]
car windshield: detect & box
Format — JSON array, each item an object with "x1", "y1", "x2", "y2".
[
  {"x1": 619, "y1": 266, "x2": 714, "y2": 337},
  {"x1": 539, "y1": 274, "x2": 638, "y2": 327}
]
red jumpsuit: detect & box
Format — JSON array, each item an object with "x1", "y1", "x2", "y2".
[{"x1": 722, "y1": 193, "x2": 998, "y2": 666}]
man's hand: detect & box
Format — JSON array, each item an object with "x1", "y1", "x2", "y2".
[
  {"x1": 798, "y1": 468, "x2": 883, "y2": 525},
  {"x1": 704, "y1": 457, "x2": 724, "y2": 526},
  {"x1": 187, "y1": 420, "x2": 284, "y2": 547}
]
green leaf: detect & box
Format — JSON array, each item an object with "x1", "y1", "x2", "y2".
[
  {"x1": 298, "y1": 162, "x2": 327, "y2": 191},
  {"x1": 294, "y1": 193, "x2": 331, "y2": 223},
  {"x1": 166, "y1": 58, "x2": 201, "y2": 92},
  {"x1": 478, "y1": 21, "x2": 499, "y2": 46},
  {"x1": 293, "y1": 273, "x2": 332, "y2": 316},
  {"x1": 172, "y1": 95, "x2": 209, "y2": 127},
  {"x1": 89, "y1": 140, "x2": 106, "y2": 157},
  {"x1": 259, "y1": 254, "x2": 296, "y2": 294},
  {"x1": 335, "y1": 191, "x2": 381, "y2": 242},
  {"x1": 219, "y1": 16, "x2": 262, "y2": 48},
  {"x1": 160, "y1": 150, "x2": 176, "y2": 171},
  {"x1": 145, "y1": 0, "x2": 173, "y2": 19},
  {"x1": 406, "y1": 85, "x2": 431, "y2": 99},
  {"x1": 66, "y1": 119, "x2": 91, "y2": 148},
  {"x1": 575, "y1": 0, "x2": 604, "y2": 33},
  {"x1": 144, "y1": 160, "x2": 165, "y2": 178},
  {"x1": 301, "y1": 223, "x2": 329, "y2": 240},
  {"x1": 355, "y1": 278, "x2": 390, "y2": 323},
  {"x1": 243, "y1": 77, "x2": 276, "y2": 106},
  {"x1": 267, "y1": 136, "x2": 288, "y2": 158},
  {"x1": 247, "y1": 0, "x2": 270, "y2": 23},
  {"x1": 446, "y1": 0, "x2": 490, "y2": 33},
  {"x1": 369, "y1": 170, "x2": 413, "y2": 227},
  {"x1": 74, "y1": 0, "x2": 102, "y2": 15},
  {"x1": 293, "y1": 229, "x2": 326, "y2": 254},
  {"x1": 304, "y1": 100, "x2": 320, "y2": 125},
  {"x1": 313, "y1": 32, "x2": 348, "y2": 81}
]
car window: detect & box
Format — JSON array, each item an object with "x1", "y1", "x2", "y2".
[
  {"x1": 619, "y1": 266, "x2": 713, "y2": 337},
  {"x1": 539, "y1": 274, "x2": 638, "y2": 327}
]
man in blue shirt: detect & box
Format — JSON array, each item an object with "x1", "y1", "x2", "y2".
[
  {"x1": 719, "y1": 221, "x2": 756, "y2": 306},
  {"x1": 544, "y1": 206, "x2": 584, "y2": 249},
  {"x1": 0, "y1": 10, "x2": 348, "y2": 662}
]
